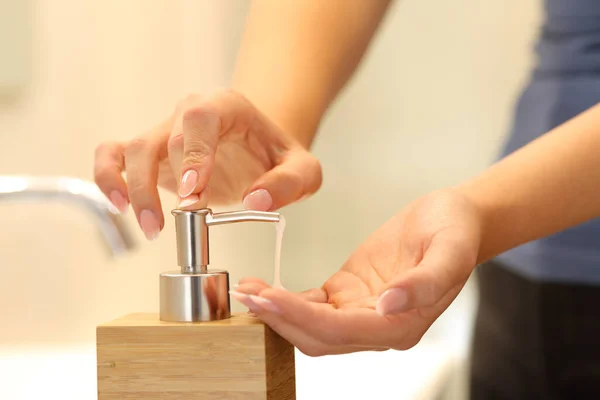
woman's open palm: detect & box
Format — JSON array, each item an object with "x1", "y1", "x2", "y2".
[{"x1": 233, "y1": 189, "x2": 482, "y2": 356}]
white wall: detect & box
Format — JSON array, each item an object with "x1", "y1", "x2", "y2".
[{"x1": 0, "y1": 0, "x2": 540, "y2": 377}]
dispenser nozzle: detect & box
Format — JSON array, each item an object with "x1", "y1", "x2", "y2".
[{"x1": 172, "y1": 208, "x2": 280, "y2": 274}]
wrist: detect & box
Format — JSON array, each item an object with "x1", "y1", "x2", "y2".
[{"x1": 453, "y1": 181, "x2": 503, "y2": 265}]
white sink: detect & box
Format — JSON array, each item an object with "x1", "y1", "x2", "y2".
[{"x1": 0, "y1": 341, "x2": 454, "y2": 400}]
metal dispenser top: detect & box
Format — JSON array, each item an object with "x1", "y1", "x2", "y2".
[{"x1": 160, "y1": 208, "x2": 280, "y2": 323}]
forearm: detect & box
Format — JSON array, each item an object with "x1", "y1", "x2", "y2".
[
  {"x1": 232, "y1": 0, "x2": 392, "y2": 148},
  {"x1": 457, "y1": 103, "x2": 600, "y2": 263}
]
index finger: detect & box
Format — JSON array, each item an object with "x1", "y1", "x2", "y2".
[
  {"x1": 169, "y1": 90, "x2": 257, "y2": 201},
  {"x1": 236, "y1": 277, "x2": 328, "y2": 303}
]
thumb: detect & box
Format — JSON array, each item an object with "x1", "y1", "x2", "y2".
[
  {"x1": 242, "y1": 150, "x2": 322, "y2": 211},
  {"x1": 375, "y1": 237, "x2": 476, "y2": 316}
]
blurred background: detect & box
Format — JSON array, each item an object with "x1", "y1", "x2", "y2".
[{"x1": 0, "y1": 0, "x2": 540, "y2": 398}]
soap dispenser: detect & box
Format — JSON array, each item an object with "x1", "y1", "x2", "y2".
[{"x1": 159, "y1": 208, "x2": 280, "y2": 323}]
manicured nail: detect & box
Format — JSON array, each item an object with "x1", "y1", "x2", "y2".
[
  {"x1": 230, "y1": 290, "x2": 260, "y2": 313},
  {"x1": 109, "y1": 191, "x2": 128, "y2": 214},
  {"x1": 179, "y1": 170, "x2": 199, "y2": 198},
  {"x1": 376, "y1": 288, "x2": 407, "y2": 316},
  {"x1": 248, "y1": 295, "x2": 280, "y2": 313},
  {"x1": 139, "y1": 209, "x2": 160, "y2": 241},
  {"x1": 178, "y1": 194, "x2": 199, "y2": 209},
  {"x1": 243, "y1": 189, "x2": 273, "y2": 211}
]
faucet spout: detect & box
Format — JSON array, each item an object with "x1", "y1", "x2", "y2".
[{"x1": 0, "y1": 176, "x2": 135, "y2": 257}]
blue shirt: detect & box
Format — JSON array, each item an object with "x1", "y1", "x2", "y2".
[{"x1": 494, "y1": 0, "x2": 600, "y2": 285}]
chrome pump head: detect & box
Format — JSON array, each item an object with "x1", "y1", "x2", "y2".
[{"x1": 159, "y1": 208, "x2": 280, "y2": 322}]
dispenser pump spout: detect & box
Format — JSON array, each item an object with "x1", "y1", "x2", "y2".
[{"x1": 172, "y1": 208, "x2": 280, "y2": 274}]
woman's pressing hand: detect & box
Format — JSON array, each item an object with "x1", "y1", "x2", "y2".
[
  {"x1": 93, "y1": 90, "x2": 322, "y2": 240},
  {"x1": 232, "y1": 188, "x2": 482, "y2": 356}
]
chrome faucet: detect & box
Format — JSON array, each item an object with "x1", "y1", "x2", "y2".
[{"x1": 0, "y1": 175, "x2": 135, "y2": 256}]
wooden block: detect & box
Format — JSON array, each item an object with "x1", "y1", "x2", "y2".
[{"x1": 96, "y1": 313, "x2": 295, "y2": 400}]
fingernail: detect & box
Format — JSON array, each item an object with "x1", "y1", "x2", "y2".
[
  {"x1": 243, "y1": 189, "x2": 273, "y2": 211},
  {"x1": 179, "y1": 170, "x2": 199, "y2": 198},
  {"x1": 230, "y1": 290, "x2": 260, "y2": 313},
  {"x1": 249, "y1": 295, "x2": 280, "y2": 313},
  {"x1": 232, "y1": 284, "x2": 239, "y2": 289},
  {"x1": 139, "y1": 209, "x2": 160, "y2": 241},
  {"x1": 178, "y1": 194, "x2": 200, "y2": 209},
  {"x1": 376, "y1": 288, "x2": 407, "y2": 316},
  {"x1": 109, "y1": 190, "x2": 128, "y2": 214}
]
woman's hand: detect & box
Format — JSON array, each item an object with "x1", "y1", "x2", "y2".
[
  {"x1": 93, "y1": 90, "x2": 322, "y2": 240},
  {"x1": 232, "y1": 188, "x2": 482, "y2": 356}
]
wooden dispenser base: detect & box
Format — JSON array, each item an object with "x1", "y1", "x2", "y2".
[{"x1": 96, "y1": 313, "x2": 295, "y2": 399}]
